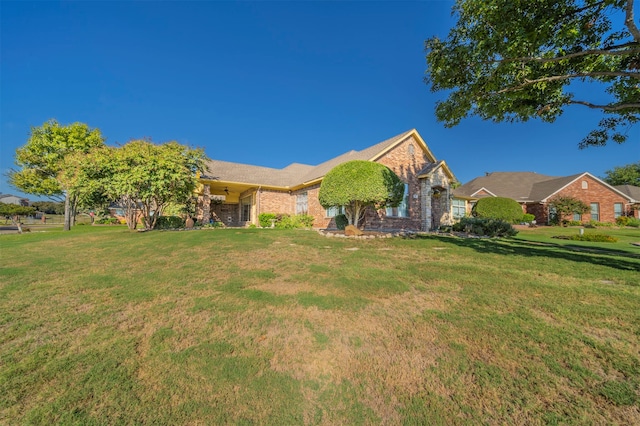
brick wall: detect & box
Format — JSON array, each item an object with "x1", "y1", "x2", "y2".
[
  {"x1": 551, "y1": 175, "x2": 629, "y2": 223},
  {"x1": 524, "y1": 175, "x2": 630, "y2": 224}
]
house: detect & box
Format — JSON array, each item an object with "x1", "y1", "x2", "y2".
[
  {"x1": 196, "y1": 129, "x2": 457, "y2": 231},
  {"x1": 453, "y1": 172, "x2": 638, "y2": 224},
  {"x1": 0, "y1": 194, "x2": 30, "y2": 206},
  {"x1": 614, "y1": 185, "x2": 640, "y2": 218}
]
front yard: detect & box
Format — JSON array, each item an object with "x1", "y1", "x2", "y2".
[{"x1": 1, "y1": 226, "x2": 638, "y2": 424}]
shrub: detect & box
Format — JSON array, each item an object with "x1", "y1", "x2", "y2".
[
  {"x1": 616, "y1": 216, "x2": 630, "y2": 226},
  {"x1": 626, "y1": 217, "x2": 640, "y2": 228},
  {"x1": 553, "y1": 234, "x2": 618, "y2": 243},
  {"x1": 95, "y1": 217, "x2": 119, "y2": 225},
  {"x1": 589, "y1": 220, "x2": 614, "y2": 228},
  {"x1": 472, "y1": 197, "x2": 523, "y2": 223},
  {"x1": 260, "y1": 213, "x2": 315, "y2": 229},
  {"x1": 154, "y1": 216, "x2": 185, "y2": 229},
  {"x1": 452, "y1": 217, "x2": 518, "y2": 237},
  {"x1": 335, "y1": 214, "x2": 349, "y2": 230},
  {"x1": 563, "y1": 220, "x2": 583, "y2": 227},
  {"x1": 522, "y1": 213, "x2": 536, "y2": 223},
  {"x1": 259, "y1": 213, "x2": 277, "y2": 228}
]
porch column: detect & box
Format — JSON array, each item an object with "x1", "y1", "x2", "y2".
[
  {"x1": 420, "y1": 179, "x2": 432, "y2": 231},
  {"x1": 201, "y1": 184, "x2": 211, "y2": 224}
]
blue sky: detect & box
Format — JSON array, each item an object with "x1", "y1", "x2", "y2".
[{"x1": 1, "y1": 1, "x2": 638, "y2": 200}]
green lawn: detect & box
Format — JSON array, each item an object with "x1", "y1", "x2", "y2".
[{"x1": 1, "y1": 226, "x2": 639, "y2": 424}]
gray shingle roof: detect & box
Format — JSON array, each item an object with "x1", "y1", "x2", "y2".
[
  {"x1": 454, "y1": 172, "x2": 559, "y2": 201},
  {"x1": 615, "y1": 185, "x2": 640, "y2": 201},
  {"x1": 202, "y1": 129, "x2": 416, "y2": 188},
  {"x1": 454, "y1": 171, "x2": 636, "y2": 202}
]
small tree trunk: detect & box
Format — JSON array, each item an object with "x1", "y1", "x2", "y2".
[{"x1": 64, "y1": 192, "x2": 71, "y2": 231}]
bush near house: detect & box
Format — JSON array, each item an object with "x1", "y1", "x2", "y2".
[
  {"x1": 472, "y1": 197, "x2": 523, "y2": 223},
  {"x1": 155, "y1": 216, "x2": 186, "y2": 229},
  {"x1": 335, "y1": 214, "x2": 349, "y2": 230},
  {"x1": 452, "y1": 217, "x2": 518, "y2": 237},
  {"x1": 259, "y1": 213, "x2": 314, "y2": 229}
]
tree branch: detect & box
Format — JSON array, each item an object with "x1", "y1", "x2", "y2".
[
  {"x1": 567, "y1": 100, "x2": 640, "y2": 111},
  {"x1": 492, "y1": 46, "x2": 640, "y2": 65},
  {"x1": 496, "y1": 71, "x2": 640, "y2": 94},
  {"x1": 626, "y1": 0, "x2": 640, "y2": 42}
]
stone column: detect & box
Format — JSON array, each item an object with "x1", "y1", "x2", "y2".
[{"x1": 201, "y1": 184, "x2": 211, "y2": 224}]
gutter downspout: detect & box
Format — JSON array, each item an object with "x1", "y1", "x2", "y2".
[{"x1": 257, "y1": 186, "x2": 261, "y2": 226}]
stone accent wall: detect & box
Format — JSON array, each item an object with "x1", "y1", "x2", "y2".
[
  {"x1": 201, "y1": 184, "x2": 211, "y2": 223},
  {"x1": 421, "y1": 167, "x2": 453, "y2": 230},
  {"x1": 211, "y1": 203, "x2": 239, "y2": 226}
]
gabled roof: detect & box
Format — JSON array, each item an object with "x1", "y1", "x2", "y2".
[
  {"x1": 416, "y1": 160, "x2": 457, "y2": 182},
  {"x1": 454, "y1": 171, "x2": 635, "y2": 202},
  {"x1": 201, "y1": 129, "x2": 437, "y2": 189},
  {"x1": 454, "y1": 172, "x2": 557, "y2": 202}
]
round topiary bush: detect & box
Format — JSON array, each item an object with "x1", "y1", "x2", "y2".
[{"x1": 472, "y1": 197, "x2": 524, "y2": 223}]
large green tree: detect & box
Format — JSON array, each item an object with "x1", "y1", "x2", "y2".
[
  {"x1": 318, "y1": 160, "x2": 405, "y2": 229},
  {"x1": 425, "y1": 0, "x2": 640, "y2": 148},
  {"x1": 102, "y1": 140, "x2": 207, "y2": 230},
  {"x1": 603, "y1": 161, "x2": 640, "y2": 185},
  {"x1": 9, "y1": 119, "x2": 105, "y2": 230}
]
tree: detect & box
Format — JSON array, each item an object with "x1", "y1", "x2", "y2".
[
  {"x1": 425, "y1": 0, "x2": 640, "y2": 148},
  {"x1": 30, "y1": 201, "x2": 65, "y2": 215},
  {"x1": 102, "y1": 140, "x2": 207, "y2": 230},
  {"x1": 318, "y1": 160, "x2": 405, "y2": 229},
  {"x1": 9, "y1": 119, "x2": 105, "y2": 230},
  {"x1": 603, "y1": 161, "x2": 640, "y2": 185},
  {"x1": 548, "y1": 196, "x2": 590, "y2": 225},
  {"x1": 0, "y1": 202, "x2": 36, "y2": 234}
]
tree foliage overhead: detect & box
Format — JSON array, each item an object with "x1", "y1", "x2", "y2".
[
  {"x1": 425, "y1": 0, "x2": 640, "y2": 148},
  {"x1": 603, "y1": 161, "x2": 640, "y2": 185},
  {"x1": 318, "y1": 160, "x2": 405, "y2": 228}
]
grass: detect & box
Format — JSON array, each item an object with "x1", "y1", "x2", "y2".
[{"x1": 1, "y1": 226, "x2": 639, "y2": 424}]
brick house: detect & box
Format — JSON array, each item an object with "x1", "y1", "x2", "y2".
[
  {"x1": 453, "y1": 172, "x2": 639, "y2": 224},
  {"x1": 196, "y1": 129, "x2": 457, "y2": 231}
]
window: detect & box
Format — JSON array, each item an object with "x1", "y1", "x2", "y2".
[
  {"x1": 296, "y1": 192, "x2": 308, "y2": 214},
  {"x1": 326, "y1": 205, "x2": 345, "y2": 218},
  {"x1": 582, "y1": 181, "x2": 588, "y2": 189},
  {"x1": 452, "y1": 199, "x2": 466, "y2": 219},
  {"x1": 614, "y1": 203, "x2": 623, "y2": 218},
  {"x1": 241, "y1": 196, "x2": 252, "y2": 222},
  {"x1": 386, "y1": 183, "x2": 409, "y2": 218},
  {"x1": 573, "y1": 212, "x2": 582, "y2": 221},
  {"x1": 590, "y1": 203, "x2": 599, "y2": 221}
]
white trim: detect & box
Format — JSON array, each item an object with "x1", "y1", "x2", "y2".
[{"x1": 470, "y1": 187, "x2": 497, "y2": 198}]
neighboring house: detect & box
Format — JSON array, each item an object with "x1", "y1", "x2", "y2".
[
  {"x1": 0, "y1": 194, "x2": 30, "y2": 206},
  {"x1": 614, "y1": 185, "x2": 640, "y2": 218},
  {"x1": 453, "y1": 172, "x2": 638, "y2": 224},
  {"x1": 196, "y1": 129, "x2": 457, "y2": 231}
]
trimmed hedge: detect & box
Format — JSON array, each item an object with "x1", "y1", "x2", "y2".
[{"x1": 472, "y1": 197, "x2": 524, "y2": 223}]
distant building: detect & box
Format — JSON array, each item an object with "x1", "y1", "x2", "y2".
[{"x1": 0, "y1": 194, "x2": 30, "y2": 206}]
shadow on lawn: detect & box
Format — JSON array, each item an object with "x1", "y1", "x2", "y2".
[{"x1": 422, "y1": 235, "x2": 640, "y2": 273}]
